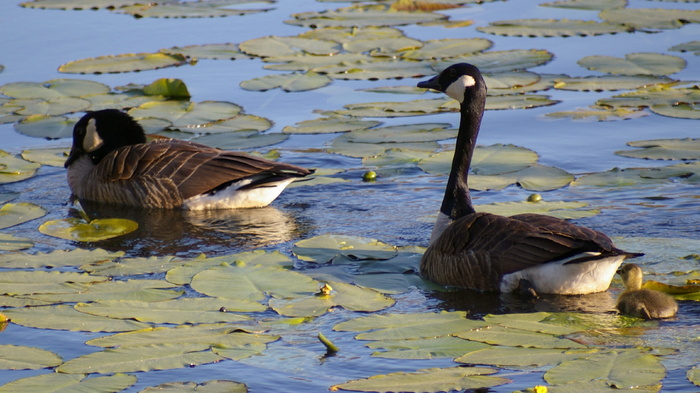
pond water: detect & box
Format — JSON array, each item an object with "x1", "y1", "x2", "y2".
[{"x1": 1, "y1": 0, "x2": 700, "y2": 392}]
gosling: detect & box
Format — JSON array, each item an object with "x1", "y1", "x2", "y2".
[{"x1": 616, "y1": 264, "x2": 678, "y2": 320}]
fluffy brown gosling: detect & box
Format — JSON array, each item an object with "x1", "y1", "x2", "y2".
[{"x1": 616, "y1": 263, "x2": 678, "y2": 320}]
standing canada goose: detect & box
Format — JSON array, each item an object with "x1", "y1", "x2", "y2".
[
  {"x1": 417, "y1": 63, "x2": 642, "y2": 295},
  {"x1": 616, "y1": 264, "x2": 678, "y2": 319},
  {"x1": 65, "y1": 109, "x2": 313, "y2": 209}
]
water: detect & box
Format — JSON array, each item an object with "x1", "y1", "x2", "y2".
[{"x1": 1, "y1": 0, "x2": 700, "y2": 392}]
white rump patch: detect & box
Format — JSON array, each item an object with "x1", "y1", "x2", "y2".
[
  {"x1": 83, "y1": 118, "x2": 104, "y2": 153},
  {"x1": 429, "y1": 212, "x2": 453, "y2": 246},
  {"x1": 445, "y1": 75, "x2": 476, "y2": 104},
  {"x1": 500, "y1": 253, "x2": 627, "y2": 295},
  {"x1": 183, "y1": 177, "x2": 297, "y2": 210}
]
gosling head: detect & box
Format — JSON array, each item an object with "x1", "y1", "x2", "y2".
[{"x1": 617, "y1": 263, "x2": 645, "y2": 292}]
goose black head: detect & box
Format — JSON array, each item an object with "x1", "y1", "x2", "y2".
[
  {"x1": 65, "y1": 109, "x2": 147, "y2": 167},
  {"x1": 417, "y1": 63, "x2": 486, "y2": 105}
]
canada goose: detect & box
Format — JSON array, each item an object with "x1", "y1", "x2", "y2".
[
  {"x1": 417, "y1": 63, "x2": 642, "y2": 295},
  {"x1": 616, "y1": 263, "x2": 677, "y2": 319},
  {"x1": 65, "y1": 109, "x2": 313, "y2": 209}
]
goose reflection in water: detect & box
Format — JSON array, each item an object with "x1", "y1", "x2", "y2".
[{"x1": 77, "y1": 200, "x2": 310, "y2": 256}]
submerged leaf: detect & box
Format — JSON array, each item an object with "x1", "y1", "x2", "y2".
[{"x1": 39, "y1": 217, "x2": 138, "y2": 242}]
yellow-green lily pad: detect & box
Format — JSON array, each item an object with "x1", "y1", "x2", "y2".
[
  {"x1": 117, "y1": 1, "x2": 273, "y2": 18},
  {"x1": 286, "y1": 5, "x2": 446, "y2": 28},
  {"x1": 0, "y1": 373, "x2": 136, "y2": 393},
  {"x1": 292, "y1": 234, "x2": 398, "y2": 264},
  {"x1": 0, "y1": 247, "x2": 124, "y2": 269},
  {"x1": 0, "y1": 345, "x2": 63, "y2": 370},
  {"x1": 21, "y1": 147, "x2": 69, "y2": 167},
  {"x1": 475, "y1": 200, "x2": 599, "y2": 220},
  {"x1": 599, "y1": 7, "x2": 700, "y2": 30},
  {"x1": 240, "y1": 72, "x2": 333, "y2": 92},
  {"x1": 128, "y1": 100, "x2": 242, "y2": 127},
  {"x1": 541, "y1": 0, "x2": 627, "y2": 10},
  {"x1": 141, "y1": 380, "x2": 247, "y2": 393},
  {"x1": 14, "y1": 115, "x2": 76, "y2": 139},
  {"x1": 0, "y1": 234, "x2": 33, "y2": 251},
  {"x1": 615, "y1": 138, "x2": 700, "y2": 160},
  {"x1": 269, "y1": 281, "x2": 394, "y2": 317},
  {"x1": 399, "y1": 38, "x2": 493, "y2": 60},
  {"x1": 39, "y1": 217, "x2": 138, "y2": 242},
  {"x1": 477, "y1": 18, "x2": 631, "y2": 37},
  {"x1": 58, "y1": 52, "x2": 188, "y2": 74},
  {"x1": 282, "y1": 117, "x2": 381, "y2": 134},
  {"x1": 545, "y1": 106, "x2": 649, "y2": 121},
  {"x1": 239, "y1": 36, "x2": 342, "y2": 58},
  {"x1": 554, "y1": 75, "x2": 675, "y2": 91},
  {"x1": 3, "y1": 304, "x2": 150, "y2": 332},
  {"x1": 577, "y1": 53, "x2": 686, "y2": 76},
  {"x1": 0, "y1": 202, "x2": 46, "y2": 230}
]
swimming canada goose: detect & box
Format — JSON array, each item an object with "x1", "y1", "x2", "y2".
[
  {"x1": 65, "y1": 109, "x2": 313, "y2": 209},
  {"x1": 616, "y1": 263, "x2": 678, "y2": 319},
  {"x1": 417, "y1": 63, "x2": 642, "y2": 295}
]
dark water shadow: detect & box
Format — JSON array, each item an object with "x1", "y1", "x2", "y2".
[
  {"x1": 428, "y1": 288, "x2": 618, "y2": 320},
  {"x1": 76, "y1": 200, "x2": 313, "y2": 257}
]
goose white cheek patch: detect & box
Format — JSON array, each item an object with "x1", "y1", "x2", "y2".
[
  {"x1": 83, "y1": 118, "x2": 104, "y2": 152},
  {"x1": 445, "y1": 75, "x2": 476, "y2": 104}
]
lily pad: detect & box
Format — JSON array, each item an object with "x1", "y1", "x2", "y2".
[
  {"x1": 0, "y1": 248, "x2": 124, "y2": 269},
  {"x1": 596, "y1": 85, "x2": 700, "y2": 112},
  {"x1": 128, "y1": 100, "x2": 242, "y2": 127},
  {"x1": 457, "y1": 346, "x2": 591, "y2": 367},
  {"x1": 292, "y1": 234, "x2": 398, "y2": 264},
  {"x1": 599, "y1": 8, "x2": 700, "y2": 30},
  {"x1": 21, "y1": 147, "x2": 69, "y2": 167},
  {"x1": 0, "y1": 345, "x2": 62, "y2": 370},
  {"x1": 56, "y1": 344, "x2": 224, "y2": 374},
  {"x1": 399, "y1": 38, "x2": 493, "y2": 60},
  {"x1": 419, "y1": 144, "x2": 539, "y2": 176},
  {"x1": 117, "y1": 1, "x2": 273, "y2": 18},
  {"x1": 615, "y1": 138, "x2": 700, "y2": 160},
  {"x1": 0, "y1": 234, "x2": 33, "y2": 251},
  {"x1": 477, "y1": 18, "x2": 631, "y2": 37},
  {"x1": 28, "y1": 279, "x2": 183, "y2": 303},
  {"x1": 572, "y1": 162, "x2": 700, "y2": 187},
  {"x1": 269, "y1": 281, "x2": 395, "y2": 317},
  {"x1": 345, "y1": 36, "x2": 423, "y2": 55},
  {"x1": 263, "y1": 53, "x2": 370, "y2": 72},
  {"x1": 58, "y1": 52, "x2": 188, "y2": 74},
  {"x1": 81, "y1": 255, "x2": 179, "y2": 276},
  {"x1": 190, "y1": 264, "x2": 319, "y2": 301},
  {"x1": 544, "y1": 348, "x2": 666, "y2": 388},
  {"x1": 20, "y1": 0, "x2": 152, "y2": 10},
  {"x1": 282, "y1": 117, "x2": 381, "y2": 134},
  {"x1": 553, "y1": 75, "x2": 675, "y2": 91},
  {"x1": 475, "y1": 200, "x2": 599, "y2": 220},
  {"x1": 163, "y1": 43, "x2": 251, "y2": 60},
  {"x1": 330, "y1": 366, "x2": 509, "y2": 392},
  {"x1": 14, "y1": 114, "x2": 76, "y2": 139},
  {"x1": 344, "y1": 123, "x2": 456, "y2": 144},
  {"x1": 3, "y1": 304, "x2": 150, "y2": 332},
  {"x1": 141, "y1": 380, "x2": 248, "y2": 393},
  {"x1": 0, "y1": 79, "x2": 110, "y2": 99},
  {"x1": 577, "y1": 53, "x2": 686, "y2": 76},
  {"x1": 545, "y1": 106, "x2": 649, "y2": 121},
  {"x1": 39, "y1": 217, "x2": 138, "y2": 242},
  {"x1": 75, "y1": 298, "x2": 262, "y2": 324},
  {"x1": 286, "y1": 5, "x2": 446, "y2": 28},
  {"x1": 0, "y1": 373, "x2": 136, "y2": 393},
  {"x1": 670, "y1": 40, "x2": 700, "y2": 55},
  {"x1": 366, "y1": 336, "x2": 489, "y2": 359},
  {"x1": 541, "y1": 0, "x2": 627, "y2": 10},
  {"x1": 315, "y1": 58, "x2": 435, "y2": 80},
  {"x1": 7, "y1": 97, "x2": 91, "y2": 117},
  {"x1": 240, "y1": 72, "x2": 333, "y2": 92},
  {"x1": 650, "y1": 103, "x2": 700, "y2": 119},
  {"x1": 333, "y1": 311, "x2": 485, "y2": 340},
  {"x1": 456, "y1": 326, "x2": 586, "y2": 349},
  {"x1": 192, "y1": 132, "x2": 288, "y2": 150},
  {"x1": 0, "y1": 202, "x2": 46, "y2": 230},
  {"x1": 239, "y1": 36, "x2": 341, "y2": 58},
  {"x1": 471, "y1": 164, "x2": 575, "y2": 191},
  {"x1": 0, "y1": 151, "x2": 41, "y2": 184},
  {"x1": 141, "y1": 78, "x2": 191, "y2": 98}
]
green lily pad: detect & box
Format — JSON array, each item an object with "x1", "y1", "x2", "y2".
[
  {"x1": 0, "y1": 248, "x2": 124, "y2": 269},
  {"x1": 141, "y1": 380, "x2": 248, "y2": 393},
  {"x1": 128, "y1": 100, "x2": 242, "y2": 127},
  {"x1": 58, "y1": 52, "x2": 188, "y2": 74},
  {"x1": 485, "y1": 94, "x2": 560, "y2": 110},
  {"x1": 544, "y1": 348, "x2": 665, "y2": 388},
  {"x1": 286, "y1": 5, "x2": 446, "y2": 28},
  {"x1": 176, "y1": 115, "x2": 272, "y2": 134},
  {"x1": 21, "y1": 147, "x2": 69, "y2": 167},
  {"x1": 298, "y1": 26, "x2": 405, "y2": 43},
  {"x1": 367, "y1": 336, "x2": 489, "y2": 359},
  {"x1": 0, "y1": 373, "x2": 136, "y2": 393},
  {"x1": 3, "y1": 304, "x2": 150, "y2": 332},
  {"x1": 577, "y1": 53, "x2": 686, "y2": 76},
  {"x1": 670, "y1": 40, "x2": 700, "y2": 55},
  {"x1": 456, "y1": 326, "x2": 586, "y2": 349},
  {"x1": 689, "y1": 365, "x2": 700, "y2": 387},
  {"x1": 56, "y1": 344, "x2": 224, "y2": 374},
  {"x1": 240, "y1": 72, "x2": 332, "y2": 92},
  {"x1": 399, "y1": 38, "x2": 493, "y2": 60},
  {"x1": 0, "y1": 345, "x2": 63, "y2": 370},
  {"x1": 545, "y1": 106, "x2": 649, "y2": 121},
  {"x1": 75, "y1": 297, "x2": 263, "y2": 324},
  {"x1": 457, "y1": 346, "x2": 593, "y2": 367},
  {"x1": 282, "y1": 117, "x2": 381, "y2": 134},
  {"x1": 163, "y1": 43, "x2": 251, "y2": 60},
  {"x1": 239, "y1": 36, "x2": 341, "y2": 58},
  {"x1": 650, "y1": 103, "x2": 700, "y2": 119},
  {"x1": 263, "y1": 53, "x2": 370, "y2": 72},
  {"x1": 615, "y1": 138, "x2": 700, "y2": 160},
  {"x1": 344, "y1": 123, "x2": 455, "y2": 144},
  {"x1": 344, "y1": 36, "x2": 423, "y2": 55},
  {"x1": 190, "y1": 264, "x2": 319, "y2": 301},
  {"x1": 362, "y1": 148, "x2": 433, "y2": 168},
  {"x1": 475, "y1": 200, "x2": 599, "y2": 220},
  {"x1": 0, "y1": 234, "x2": 33, "y2": 251},
  {"x1": 14, "y1": 114, "x2": 76, "y2": 139},
  {"x1": 292, "y1": 234, "x2": 398, "y2": 264},
  {"x1": 541, "y1": 0, "x2": 627, "y2": 10},
  {"x1": 269, "y1": 281, "x2": 394, "y2": 317},
  {"x1": 597, "y1": 85, "x2": 700, "y2": 110},
  {"x1": 20, "y1": 0, "x2": 148, "y2": 10},
  {"x1": 554, "y1": 75, "x2": 675, "y2": 91},
  {"x1": 0, "y1": 151, "x2": 41, "y2": 184},
  {"x1": 165, "y1": 250, "x2": 292, "y2": 285},
  {"x1": 39, "y1": 217, "x2": 138, "y2": 242},
  {"x1": 420, "y1": 144, "x2": 539, "y2": 176},
  {"x1": 8, "y1": 96, "x2": 91, "y2": 117},
  {"x1": 328, "y1": 135, "x2": 440, "y2": 158},
  {"x1": 599, "y1": 8, "x2": 700, "y2": 30},
  {"x1": 471, "y1": 164, "x2": 575, "y2": 191},
  {"x1": 315, "y1": 58, "x2": 435, "y2": 80},
  {"x1": 81, "y1": 255, "x2": 178, "y2": 276},
  {"x1": 0, "y1": 202, "x2": 46, "y2": 230},
  {"x1": 192, "y1": 132, "x2": 287, "y2": 150},
  {"x1": 0, "y1": 79, "x2": 110, "y2": 99},
  {"x1": 333, "y1": 311, "x2": 485, "y2": 340},
  {"x1": 141, "y1": 78, "x2": 190, "y2": 98},
  {"x1": 28, "y1": 279, "x2": 183, "y2": 303},
  {"x1": 117, "y1": 1, "x2": 273, "y2": 18},
  {"x1": 477, "y1": 18, "x2": 631, "y2": 37},
  {"x1": 323, "y1": 97, "x2": 450, "y2": 118},
  {"x1": 572, "y1": 162, "x2": 700, "y2": 187},
  {"x1": 330, "y1": 366, "x2": 508, "y2": 392}
]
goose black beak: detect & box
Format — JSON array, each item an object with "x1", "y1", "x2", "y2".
[{"x1": 417, "y1": 75, "x2": 442, "y2": 91}]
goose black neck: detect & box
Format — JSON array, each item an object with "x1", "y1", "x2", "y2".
[{"x1": 439, "y1": 91, "x2": 485, "y2": 220}]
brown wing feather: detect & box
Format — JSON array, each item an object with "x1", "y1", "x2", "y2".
[
  {"x1": 98, "y1": 140, "x2": 311, "y2": 201},
  {"x1": 420, "y1": 212, "x2": 627, "y2": 291}
]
